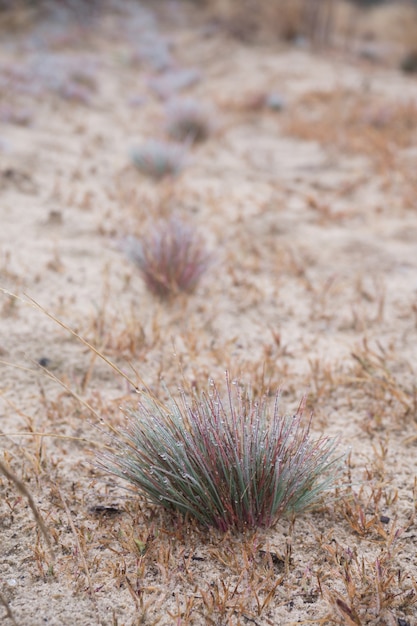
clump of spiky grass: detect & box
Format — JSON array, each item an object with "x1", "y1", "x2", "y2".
[
  {"x1": 101, "y1": 376, "x2": 343, "y2": 531},
  {"x1": 130, "y1": 139, "x2": 186, "y2": 179},
  {"x1": 126, "y1": 217, "x2": 210, "y2": 298},
  {"x1": 165, "y1": 98, "x2": 213, "y2": 143}
]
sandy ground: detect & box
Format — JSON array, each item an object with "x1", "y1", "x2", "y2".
[{"x1": 1, "y1": 1, "x2": 417, "y2": 624}]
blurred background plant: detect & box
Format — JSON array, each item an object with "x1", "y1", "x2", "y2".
[
  {"x1": 190, "y1": 0, "x2": 417, "y2": 53},
  {"x1": 165, "y1": 98, "x2": 214, "y2": 143},
  {"x1": 2, "y1": 1, "x2": 416, "y2": 60},
  {"x1": 130, "y1": 139, "x2": 187, "y2": 180},
  {"x1": 126, "y1": 217, "x2": 210, "y2": 299},
  {"x1": 101, "y1": 376, "x2": 343, "y2": 531}
]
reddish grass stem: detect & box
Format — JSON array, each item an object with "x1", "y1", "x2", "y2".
[{"x1": 101, "y1": 375, "x2": 342, "y2": 531}]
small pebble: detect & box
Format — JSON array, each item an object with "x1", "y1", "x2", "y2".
[{"x1": 38, "y1": 357, "x2": 51, "y2": 368}]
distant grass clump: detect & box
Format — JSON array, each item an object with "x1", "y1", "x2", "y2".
[
  {"x1": 165, "y1": 98, "x2": 213, "y2": 143},
  {"x1": 130, "y1": 139, "x2": 186, "y2": 179},
  {"x1": 127, "y1": 217, "x2": 210, "y2": 298},
  {"x1": 102, "y1": 376, "x2": 342, "y2": 531}
]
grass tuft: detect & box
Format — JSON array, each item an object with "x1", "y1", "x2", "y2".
[
  {"x1": 127, "y1": 217, "x2": 210, "y2": 299},
  {"x1": 101, "y1": 375, "x2": 343, "y2": 531},
  {"x1": 165, "y1": 98, "x2": 213, "y2": 143},
  {"x1": 130, "y1": 139, "x2": 186, "y2": 179}
]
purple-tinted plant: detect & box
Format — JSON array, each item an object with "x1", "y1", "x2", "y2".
[
  {"x1": 101, "y1": 376, "x2": 343, "y2": 531},
  {"x1": 131, "y1": 33, "x2": 173, "y2": 71},
  {"x1": 127, "y1": 217, "x2": 210, "y2": 298},
  {"x1": 130, "y1": 139, "x2": 186, "y2": 179},
  {"x1": 165, "y1": 98, "x2": 213, "y2": 143}
]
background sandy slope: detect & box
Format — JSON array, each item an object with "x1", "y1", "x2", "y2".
[{"x1": 1, "y1": 1, "x2": 417, "y2": 624}]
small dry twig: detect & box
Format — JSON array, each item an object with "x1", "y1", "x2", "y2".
[{"x1": 0, "y1": 459, "x2": 54, "y2": 560}]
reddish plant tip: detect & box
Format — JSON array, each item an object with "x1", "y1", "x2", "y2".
[{"x1": 101, "y1": 374, "x2": 343, "y2": 532}]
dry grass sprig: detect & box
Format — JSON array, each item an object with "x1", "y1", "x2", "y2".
[
  {"x1": 58, "y1": 488, "x2": 95, "y2": 598},
  {"x1": 0, "y1": 459, "x2": 54, "y2": 560},
  {"x1": 101, "y1": 375, "x2": 343, "y2": 531},
  {"x1": 0, "y1": 589, "x2": 18, "y2": 626}
]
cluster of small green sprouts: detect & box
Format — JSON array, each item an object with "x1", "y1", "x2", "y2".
[{"x1": 102, "y1": 375, "x2": 342, "y2": 531}]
